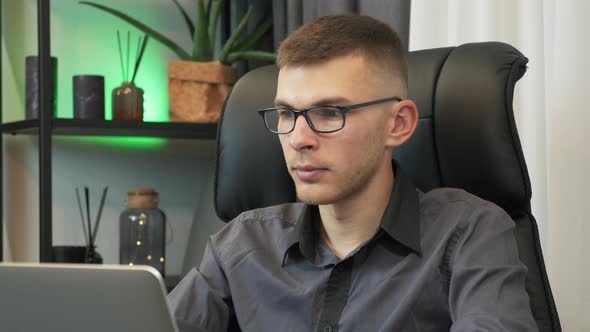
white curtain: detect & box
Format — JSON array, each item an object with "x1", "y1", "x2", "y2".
[{"x1": 410, "y1": 1, "x2": 590, "y2": 330}]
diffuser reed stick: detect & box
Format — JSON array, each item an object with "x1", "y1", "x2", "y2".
[
  {"x1": 85, "y1": 187, "x2": 93, "y2": 248},
  {"x1": 131, "y1": 35, "x2": 149, "y2": 83},
  {"x1": 126, "y1": 31, "x2": 130, "y2": 81},
  {"x1": 75, "y1": 187, "x2": 89, "y2": 246},
  {"x1": 75, "y1": 186, "x2": 109, "y2": 250},
  {"x1": 116, "y1": 31, "x2": 148, "y2": 83},
  {"x1": 91, "y1": 187, "x2": 109, "y2": 245},
  {"x1": 116, "y1": 30, "x2": 125, "y2": 83},
  {"x1": 135, "y1": 36, "x2": 142, "y2": 69}
]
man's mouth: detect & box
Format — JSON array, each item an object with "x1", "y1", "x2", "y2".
[{"x1": 292, "y1": 165, "x2": 328, "y2": 181}]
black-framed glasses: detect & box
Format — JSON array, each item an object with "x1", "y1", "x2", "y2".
[{"x1": 257, "y1": 96, "x2": 402, "y2": 134}]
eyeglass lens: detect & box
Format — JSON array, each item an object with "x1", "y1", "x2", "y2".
[{"x1": 264, "y1": 107, "x2": 344, "y2": 133}]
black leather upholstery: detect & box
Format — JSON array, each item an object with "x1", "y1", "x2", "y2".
[{"x1": 214, "y1": 42, "x2": 561, "y2": 331}]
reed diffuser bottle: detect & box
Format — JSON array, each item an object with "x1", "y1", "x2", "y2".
[
  {"x1": 112, "y1": 82, "x2": 143, "y2": 120},
  {"x1": 120, "y1": 189, "x2": 166, "y2": 276},
  {"x1": 112, "y1": 31, "x2": 148, "y2": 121}
]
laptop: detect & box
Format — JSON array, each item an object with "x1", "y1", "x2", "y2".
[{"x1": 0, "y1": 263, "x2": 179, "y2": 332}]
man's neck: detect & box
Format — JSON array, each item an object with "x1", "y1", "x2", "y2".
[{"x1": 318, "y1": 163, "x2": 394, "y2": 259}]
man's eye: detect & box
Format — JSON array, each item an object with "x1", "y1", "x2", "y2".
[
  {"x1": 313, "y1": 107, "x2": 340, "y2": 118},
  {"x1": 276, "y1": 109, "x2": 294, "y2": 119}
]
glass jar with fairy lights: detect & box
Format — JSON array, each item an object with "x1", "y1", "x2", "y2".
[{"x1": 119, "y1": 188, "x2": 166, "y2": 276}]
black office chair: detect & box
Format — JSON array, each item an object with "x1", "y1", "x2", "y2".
[{"x1": 214, "y1": 42, "x2": 561, "y2": 332}]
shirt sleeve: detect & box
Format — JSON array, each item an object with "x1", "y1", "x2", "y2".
[
  {"x1": 168, "y1": 237, "x2": 236, "y2": 332},
  {"x1": 448, "y1": 202, "x2": 538, "y2": 332}
]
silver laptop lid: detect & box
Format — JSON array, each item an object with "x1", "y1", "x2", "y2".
[{"x1": 0, "y1": 263, "x2": 179, "y2": 332}]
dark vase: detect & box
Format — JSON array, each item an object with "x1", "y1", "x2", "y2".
[
  {"x1": 85, "y1": 245, "x2": 103, "y2": 264},
  {"x1": 52, "y1": 245, "x2": 102, "y2": 264},
  {"x1": 52, "y1": 245, "x2": 86, "y2": 263},
  {"x1": 112, "y1": 82, "x2": 144, "y2": 121}
]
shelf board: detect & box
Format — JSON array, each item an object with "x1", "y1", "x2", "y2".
[{"x1": 1, "y1": 118, "x2": 218, "y2": 139}]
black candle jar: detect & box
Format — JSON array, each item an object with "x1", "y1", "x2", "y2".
[
  {"x1": 25, "y1": 55, "x2": 57, "y2": 119},
  {"x1": 73, "y1": 75, "x2": 105, "y2": 120}
]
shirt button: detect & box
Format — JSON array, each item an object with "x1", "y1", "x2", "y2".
[{"x1": 322, "y1": 325, "x2": 333, "y2": 332}]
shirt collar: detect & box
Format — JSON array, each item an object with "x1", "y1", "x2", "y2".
[
  {"x1": 379, "y1": 161, "x2": 421, "y2": 253},
  {"x1": 282, "y1": 160, "x2": 421, "y2": 266},
  {"x1": 295, "y1": 204, "x2": 320, "y2": 262}
]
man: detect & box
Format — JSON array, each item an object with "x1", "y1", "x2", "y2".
[{"x1": 169, "y1": 14, "x2": 537, "y2": 331}]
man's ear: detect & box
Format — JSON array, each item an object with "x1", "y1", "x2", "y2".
[{"x1": 385, "y1": 99, "x2": 418, "y2": 148}]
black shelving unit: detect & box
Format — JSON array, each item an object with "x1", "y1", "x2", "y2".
[
  {"x1": 0, "y1": 0, "x2": 3, "y2": 260},
  {"x1": 0, "y1": 0, "x2": 218, "y2": 262},
  {"x1": 2, "y1": 119, "x2": 217, "y2": 139}
]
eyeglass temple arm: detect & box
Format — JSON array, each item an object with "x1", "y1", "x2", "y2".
[{"x1": 341, "y1": 96, "x2": 402, "y2": 112}]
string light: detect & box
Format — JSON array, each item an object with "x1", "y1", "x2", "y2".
[
  {"x1": 159, "y1": 257, "x2": 165, "y2": 262},
  {"x1": 136, "y1": 240, "x2": 141, "y2": 246},
  {"x1": 147, "y1": 255, "x2": 152, "y2": 261}
]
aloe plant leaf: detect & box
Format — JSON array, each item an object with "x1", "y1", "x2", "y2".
[
  {"x1": 217, "y1": 5, "x2": 254, "y2": 64},
  {"x1": 205, "y1": 0, "x2": 212, "y2": 17},
  {"x1": 232, "y1": 18, "x2": 272, "y2": 52},
  {"x1": 171, "y1": 0, "x2": 194, "y2": 38},
  {"x1": 226, "y1": 50, "x2": 276, "y2": 63},
  {"x1": 208, "y1": 0, "x2": 224, "y2": 52},
  {"x1": 79, "y1": 1, "x2": 191, "y2": 60},
  {"x1": 192, "y1": 0, "x2": 212, "y2": 61}
]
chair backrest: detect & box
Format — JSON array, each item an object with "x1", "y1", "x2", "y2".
[{"x1": 214, "y1": 42, "x2": 561, "y2": 332}]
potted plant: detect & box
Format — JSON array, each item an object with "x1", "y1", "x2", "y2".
[{"x1": 80, "y1": 0, "x2": 276, "y2": 123}]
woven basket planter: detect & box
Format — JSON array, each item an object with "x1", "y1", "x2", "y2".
[{"x1": 168, "y1": 60, "x2": 236, "y2": 123}]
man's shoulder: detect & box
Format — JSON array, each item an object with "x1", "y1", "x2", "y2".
[
  {"x1": 417, "y1": 187, "x2": 516, "y2": 264},
  {"x1": 420, "y1": 187, "x2": 489, "y2": 208},
  {"x1": 419, "y1": 187, "x2": 512, "y2": 229},
  {"x1": 208, "y1": 203, "x2": 304, "y2": 258},
  {"x1": 232, "y1": 202, "x2": 305, "y2": 226}
]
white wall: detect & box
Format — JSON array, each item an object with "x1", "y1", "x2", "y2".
[
  {"x1": 543, "y1": 1, "x2": 590, "y2": 330},
  {"x1": 2, "y1": 0, "x2": 225, "y2": 277}
]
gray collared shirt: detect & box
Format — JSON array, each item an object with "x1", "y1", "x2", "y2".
[{"x1": 168, "y1": 167, "x2": 537, "y2": 331}]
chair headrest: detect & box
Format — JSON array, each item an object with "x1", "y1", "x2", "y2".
[
  {"x1": 215, "y1": 42, "x2": 529, "y2": 222},
  {"x1": 397, "y1": 42, "x2": 530, "y2": 212},
  {"x1": 215, "y1": 65, "x2": 294, "y2": 222}
]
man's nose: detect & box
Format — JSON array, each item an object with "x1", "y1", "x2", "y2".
[{"x1": 287, "y1": 115, "x2": 318, "y2": 151}]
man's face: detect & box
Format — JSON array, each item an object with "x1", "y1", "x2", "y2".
[{"x1": 275, "y1": 54, "x2": 398, "y2": 205}]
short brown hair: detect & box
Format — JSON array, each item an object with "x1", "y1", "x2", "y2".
[{"x1": 277, "y1": 14, "x2": 408, "y2": 86}]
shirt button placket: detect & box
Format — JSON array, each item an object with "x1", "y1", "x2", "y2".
[{"x1": 316, "y1": 261, "x2": 351, "y2": 332}]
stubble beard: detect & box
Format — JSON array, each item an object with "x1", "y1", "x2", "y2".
[{"x1": 294, "y1": 150, "x2": 384, "y2": 206}]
